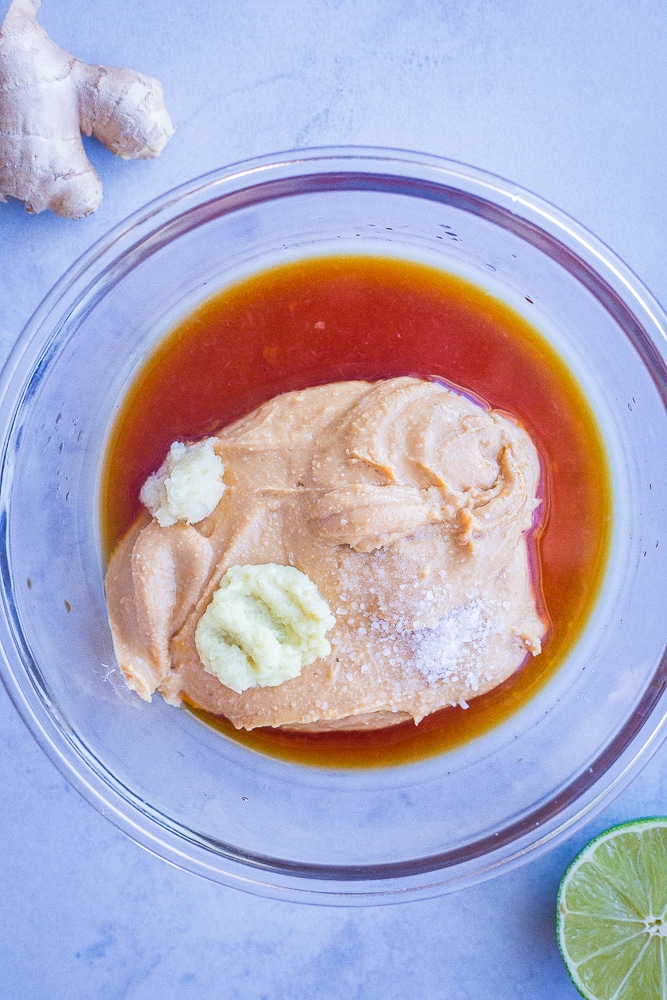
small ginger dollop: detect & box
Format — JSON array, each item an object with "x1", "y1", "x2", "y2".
[{"x1": 140, "y1": 438, "x2": 226, "y2": 527}]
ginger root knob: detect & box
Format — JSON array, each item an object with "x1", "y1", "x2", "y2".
[{"x1": 0, "y1": 0, "x2": 174, "y2": 218}]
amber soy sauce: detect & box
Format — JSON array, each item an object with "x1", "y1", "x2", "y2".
[{"x1": 101, "y1": 255, "x2": 612, "y2": 768}]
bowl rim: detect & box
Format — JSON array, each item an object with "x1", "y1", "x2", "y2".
[{"x1": 1, "y1": 145, "x2": 666, "y2": 904}]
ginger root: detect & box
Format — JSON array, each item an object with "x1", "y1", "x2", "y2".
[{"x1": 0, "y1": 0, "x2": 174, "y2": 218}]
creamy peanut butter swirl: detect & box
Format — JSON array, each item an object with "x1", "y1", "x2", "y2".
[{"x1": 105, "y1": 377, "x2": 546, "y2": 730}]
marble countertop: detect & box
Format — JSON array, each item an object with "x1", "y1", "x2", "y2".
[{"x1": 1, "y1": 2, "x2": 666, "y2": 997}]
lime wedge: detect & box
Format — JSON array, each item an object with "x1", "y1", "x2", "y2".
[{"x1": 557, "y1": 818, "x2": 667, "y2": 1000}]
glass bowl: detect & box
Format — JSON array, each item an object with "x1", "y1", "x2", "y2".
[{"x1": 0, "y1": 148, "x2": 665, "y2": 904}]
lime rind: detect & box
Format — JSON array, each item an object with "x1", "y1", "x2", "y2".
[{"x1": 557, "y1": 818, "x2": 667, "y2": 1000}]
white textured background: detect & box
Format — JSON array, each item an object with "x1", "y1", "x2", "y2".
[{"x1": 1, "y1": 2, "x2": 666, "y2": 997}]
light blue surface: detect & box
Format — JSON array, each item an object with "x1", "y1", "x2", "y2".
[{"x1": 1, "y1": 2, "x2": 666, "y2": 996}]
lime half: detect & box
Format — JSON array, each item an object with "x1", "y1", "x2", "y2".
[{"x1": 557, "y1": 818, "x2": 667, "y2": 999}]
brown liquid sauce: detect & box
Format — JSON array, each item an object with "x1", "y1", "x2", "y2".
[{"x1": 101, "y1": 255, "x2": 611, "y2": 768}]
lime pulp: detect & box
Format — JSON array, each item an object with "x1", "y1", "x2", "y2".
[{"x1": 557, "y1": 818, "x2": 667, "y2": 1000}]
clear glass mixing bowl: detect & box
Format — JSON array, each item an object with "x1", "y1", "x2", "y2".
[{"x1": 0, "y1": 148, "x2": 665, "y2": 903}]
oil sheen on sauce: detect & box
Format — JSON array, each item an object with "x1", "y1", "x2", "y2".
[{"x1": 101, "y1": 255, "x2": 612, "y2": 768}]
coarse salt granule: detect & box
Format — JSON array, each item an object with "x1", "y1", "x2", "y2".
[{"x1": 409, "y1": 598, "x2": 493, "y2": 686}]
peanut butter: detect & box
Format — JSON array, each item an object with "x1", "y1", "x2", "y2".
[{"x1": 105, "y1": 377, "x2": 545, "y2": 730}]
